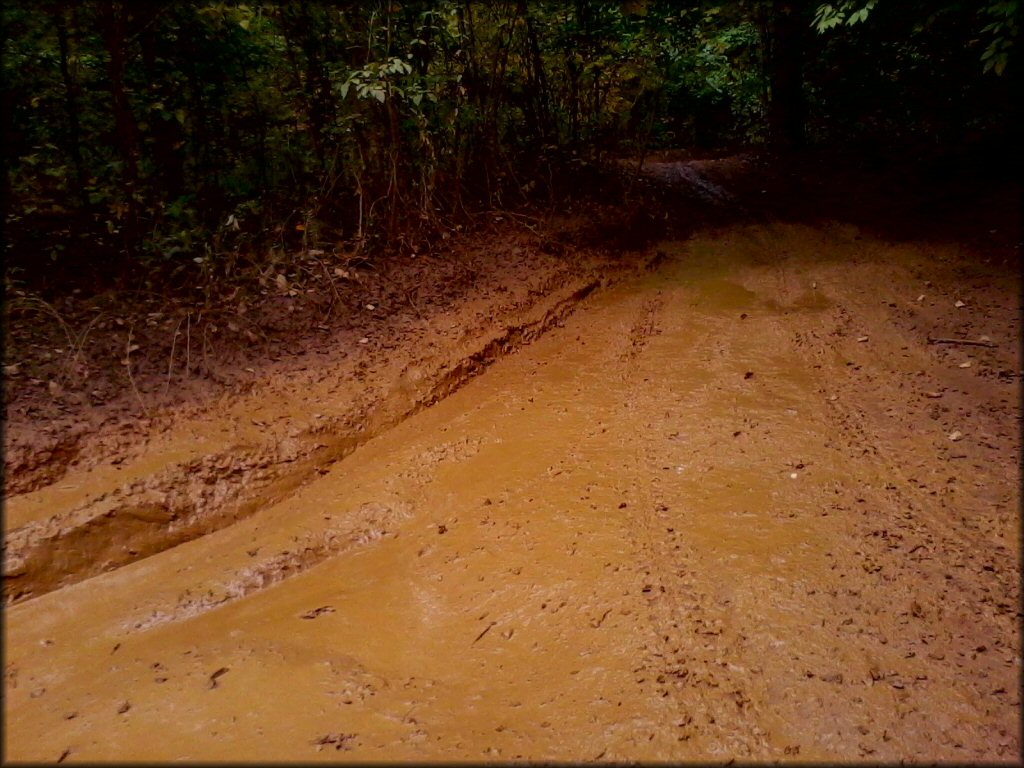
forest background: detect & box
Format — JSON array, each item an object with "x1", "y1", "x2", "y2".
[{"x1": 2, "y1": 0, "x2": 1019, "y2": 299}]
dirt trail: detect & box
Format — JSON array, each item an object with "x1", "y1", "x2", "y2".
[{"x1": 4, "y1": 190, "x2": 1021, "y2": 760}]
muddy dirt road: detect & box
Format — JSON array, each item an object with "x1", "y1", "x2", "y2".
[{"x1": 4, "y1": 213, "x2": 1021, "y2": 761}]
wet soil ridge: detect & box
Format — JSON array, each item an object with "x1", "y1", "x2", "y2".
[
  {"x1": 130, "y1": 500, "x2": 413, "y2": 632},
  {"x1": 4, "y1": 432, "x2": 85, "y2": 497},
  {"x1": 3, "y1": 278, "x2": 605, "y2": 605}
]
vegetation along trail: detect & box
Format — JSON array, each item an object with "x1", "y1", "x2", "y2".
[
  {"x1": 3, "y1": 0, "x2": 1021, "y2": 761},
  {"x1": 5, "y1": 208, "x2": 1020, "y2": 761}
]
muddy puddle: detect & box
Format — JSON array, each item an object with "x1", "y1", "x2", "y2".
[{"x1": 4, "y1": 222, "x2": 1020, "y2": 762}]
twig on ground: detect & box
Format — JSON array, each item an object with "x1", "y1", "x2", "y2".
[
  {"x1": 8, "y1": 297, "x2": 102, "y2": 385},
  {"x1": 165, "y1": 315, "x2": 185, "y2": 396},
  {"x1": 472, "y1": 621, "x2": 497, "y2": 645},
  {"x1": 376, "y1": 269, "x2": 426, "y2": 321},
  {"x1": 124, "y1": 326, "x2": 151, "y2": 419},
  {"x1": 927, "y1": 337, "x2": 996, "y2": 348},
  {"x1": 186, "y1": 311, "x2": 192, "y2": 375},
  {"x1": 61, "y1": 312, "x2": 103, "y2": 384},
  {"x1": 480, "y1": 208, "x2": 542, "y2": 230}
]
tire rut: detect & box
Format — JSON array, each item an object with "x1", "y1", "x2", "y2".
[{"x1": 3, "y1": 279, "x2": 605, "y2": 606}]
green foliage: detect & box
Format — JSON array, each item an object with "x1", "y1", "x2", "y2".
[
  {"x1": 981, "y1": 1, "x2": 1018, "y2": 75},
  {"x1": 813, "y1": 1, "x2": 878, "y2": 32},
  {"x1": 1, "y1": 0, "x2": 1016, "y2": 295},
  {"x1": 815, "y1": 0, "x2": 1018, "y2": 75}
]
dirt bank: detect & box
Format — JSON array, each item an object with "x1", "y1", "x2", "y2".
[
  {"x1": 3, "y1": 157, "x2": 1021, "y2": 761},
  {"x1": 4, "y1": 211, "x2": 666, "y2": 603}
]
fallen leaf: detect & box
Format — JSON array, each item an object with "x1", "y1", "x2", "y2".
[
  {"x1": 313, "y1": 732, "x2": 356, "y2": 751},
  {"x1": 275, "y1": 273, "x2": 288, "y2": 292},
  {"x1": 4, "y1": 364, "x2": 20, "y2": 376},
  {"x1": 358, "y1": 337, "x2": 369, "y2": 344},
  {"x1": 857, "y1": 336, "x2": 869, "y2": 342},
  {"x1": 959, "y1": 361, "x2": 972, "y2": 369},
  {"x1": 916, "y1": 294, "x2": 925, "y2": 302},
  {"x1": 948, "y1": 430, "x2": 963, "y2": 442},
  {"x1": 300, "y1": 606, "x2": 335, "y2": 620},
  {"x1": 207, "y1": 667, "x2": 230, "y2": 689},
  {"x1": 954, "y1": 300, "x2": 966, "y2": 308}
]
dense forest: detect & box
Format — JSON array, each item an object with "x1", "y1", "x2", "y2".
[{"x1": 2, "y1": 1, "x2": 1019, "y2": 296}]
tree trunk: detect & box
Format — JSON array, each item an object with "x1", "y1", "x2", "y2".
[
  {"x1": 298, "y1": 0, "x2": 335, "y2": 171},
  {"x1": 54, "y1": 7, "x2": 88, "y2": 206},
  {"x1": 767, "y1": 0, "x2": 807, "y2": 150},
  {"x1": 0, "y1": 8, "x2": 14, "y2": 240},
  {"x1": 139, "y1": 22, "x2": 186, "y2": 203},
  {"x1": 521, "y1": 0, "x2": 552, "y2": 146},
  {"x1": 98, "y1": 0, "x2": 143, "y2": 259}
]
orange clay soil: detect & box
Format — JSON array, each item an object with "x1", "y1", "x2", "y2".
[{"x1": 3, "y1": 155, "x2": 1021, "y2": 762}]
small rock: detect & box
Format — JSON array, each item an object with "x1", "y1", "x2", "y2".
[
  {"x1": 954, "y1": 300, "x2": 966, "y2": 308},
  {"x1": 358, "y1": 337, "x2": 369, "y2": 344},
  {"x1": 948, "y1": 430, "x2": 963, "y2": 442},
  {"x1": 856, "y1": 336, "x2": 869, "y2": 343},
  {"x1": 959, "y1": 361, "x2": 972, "y2": 369}
]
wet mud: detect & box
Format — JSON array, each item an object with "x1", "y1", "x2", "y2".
[
  {"x1": 3, "y1": 278, "x2": 604, "y2": 603},
  {"x1": 4, "y1": 214, "x2": 1021, "y2": 761}
]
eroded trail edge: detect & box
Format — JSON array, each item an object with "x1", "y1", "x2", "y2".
[
  {"x1": 4, "y1": 272, "x2": 614, "y2": 604},
  {"x1": 4, "y1": 220, "x2": 1020, "y2": 763}
]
